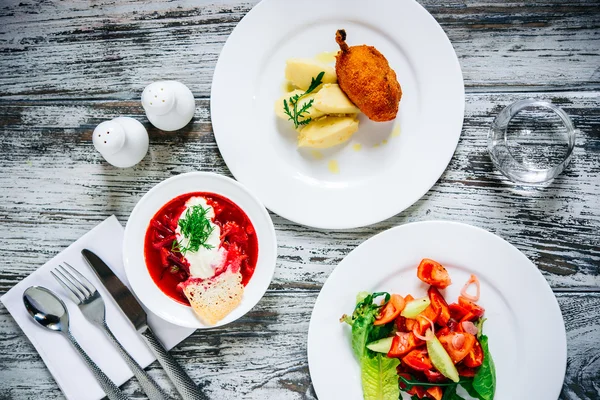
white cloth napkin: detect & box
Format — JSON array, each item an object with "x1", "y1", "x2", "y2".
[{"x1": 1, "y1": 215, "x2": 196, "y2": 400}]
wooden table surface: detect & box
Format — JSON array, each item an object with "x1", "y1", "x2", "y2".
[{"x1": 0, "y1": 0, "x2": 599, "y2": 399}]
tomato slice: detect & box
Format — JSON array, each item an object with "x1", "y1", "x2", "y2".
[
  {"x1": 417, "y1": 259, "x2": 452, "y2": 289},
  {"x1": 428, "y1": 286, "x2": 451, "y2": 326},
  {"x1": 398, "y1": 373, "x2": 412, "y2": 389},
  {"x1": 437, "y1": 332, "x2": 476, "y2": 364},
  {"x1": 458, "y1": 296, "x2": 485, "y2": 318},
  {"x1": 399, "y1": 373, "x2": 426, "y2": 398},
  {"x1": 435, "y1": 326, "x2": 450, "y2": 338},
  {"x1": 462, "y1": 337, "x2": 484, "y2": 368},
  {"x1": 460, "y1": 312, "x2": 479, "y2": 323},
  {"x1": 405, "y1": 318, "x2": 417, "y2": 332},
  {"x1": 423, "y1": 368, "x2": 448, "y2": 383},
  {"x1": 448, "y1": 303, "x2": 469, "y2": 320},
  {"x1": 407, "y1": 386, "x2": 427, "y2": 398},
  {"x1": 426, "y1": 386, "x2": 443, "y2": 400},
  {"x1": 387, "y1": 332, "x2": 420, "y2": 358},
  {"x1": 447, "y1": 319, "x2": 460, "y2": 332},
  {"x1": 374, "y1": 294, "x2": 405, "y2": 325},
  {"x1": 457, "y1": 364, "x2": 478, "y2": 377},
  {"x1": 415, "y1": 305, "x2": 440, "y2": 336},
  {"x1": 395, "y1": 315, "x2": 408, "y2": 332},
  {"x1": 402, "y1": 348, "x2": 433, "y2": 372}
]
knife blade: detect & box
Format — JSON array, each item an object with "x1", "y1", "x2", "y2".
[
  {"x1": 81, "y1": 249, "x2": 147, "y2": 330},
  {"x1": 81, "y1": 248, "x2": 207, "y2": 400}
]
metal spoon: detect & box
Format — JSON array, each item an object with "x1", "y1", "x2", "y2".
[{"x1": 23, "y1": 286, "x2": 130, "y2": 400}]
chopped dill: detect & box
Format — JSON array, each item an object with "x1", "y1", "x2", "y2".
[{"x1": 172, "y1": 204, "x2": 215, "y2": 254}]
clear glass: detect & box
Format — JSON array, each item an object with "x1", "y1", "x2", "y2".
[{"x1": 488, "y1": 99, "x2": 576, "y2": 184}]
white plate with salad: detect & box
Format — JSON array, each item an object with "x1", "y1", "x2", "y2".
[
  {"x1": 211, "y1": 0, "x2": 464, "y2": 229},
  {"x1": 307, "y1": 220, "x2": 566, "y2": 400}
]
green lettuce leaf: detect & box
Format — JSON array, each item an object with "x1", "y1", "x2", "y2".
[
  {"x1": 441, "y1": 384, "x2": 467, "y2": 400},
  {"x1": 346, "y1": 292, "x2": 390, "y2": 359},
  {"x1": 459, "y1": 380, "x2": 483, "y2": 399},
  {"x1": 361, "y1": 353, "x2": 400, "y2": 400},
  {"x1": 352, "y1": 313, "x2": 376, "y2": 359},
  {"x1": 369, "y1": 322, "x2": 394, "y2": 344},
  {"x1": 356, "y1": 291, "x2": 370, "y2": 304},
  {"x1": 472, "y1": 335, "x2": 496, "y2": 400},
  {"x1": 343, "y1": 291, "x2": 397, "y2": 399}
]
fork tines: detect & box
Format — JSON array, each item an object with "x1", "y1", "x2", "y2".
[{"x1": 51, "y1": 262, "x2": 97, "y2": 304}]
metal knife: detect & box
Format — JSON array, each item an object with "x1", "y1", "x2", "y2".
[{"x1": 81, "y1": 249, "x2": 207, "y2": 400}]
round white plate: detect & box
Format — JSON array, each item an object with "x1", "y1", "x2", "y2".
[
  {"x1": 211, "y1": 0, "x2": 464, "y2": 229},
  {"x1": 123, "y1": 172, "x2": 277, "y2": 328},
  {"x1": 308, "y1": 221, "x2": 566, "y2": 399}
]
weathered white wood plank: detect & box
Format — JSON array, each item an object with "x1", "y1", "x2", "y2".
[
  {"x1": 0, "y1": 0, "x2": 598, "y2": 100},
  {"x1": 0, "y1": 92, "x2": 598, "y2": 291},
  {"x1": 559, "y1": 293, "x2": 600, "y2": 400},
  {"x1": 1, "y1": 292, "x2": 598, "y2": 399},
  {"x1": 0, "y1": 1, "x2": 598, "y2": 399}
]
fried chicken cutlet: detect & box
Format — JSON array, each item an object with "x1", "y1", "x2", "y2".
[{"x1": 335, "y1": 29, "x2": 402, "y2": 122}]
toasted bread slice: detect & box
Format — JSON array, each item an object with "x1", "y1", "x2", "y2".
[{"x1": 182, "y1": 270, "x2": 244, "y2": 325}]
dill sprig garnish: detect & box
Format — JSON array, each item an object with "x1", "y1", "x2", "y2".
[
  {"x1": 283, "y1": 71, "x2": 325, "y2": 129},
  {"x1": 172, "y1": 205, "x2": 215, "y2": 254}
]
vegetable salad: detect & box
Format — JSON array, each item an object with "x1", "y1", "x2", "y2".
[{"x1": 341, "y1": 259, "x2": 496, "y2": 400}]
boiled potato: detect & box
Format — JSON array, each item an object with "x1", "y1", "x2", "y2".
[
  {"x1": 285, "y1": 58, "x2": 337, "y2": 90},
  {"x1": 274, "y1": 90, "x2": 326, "y2": 123},
  {"x1": 313, "y1": 83, "x2": 359, "y2": 114},
  {"x1": 298, "y1": 116, "x2": 359, "y2": 149}
]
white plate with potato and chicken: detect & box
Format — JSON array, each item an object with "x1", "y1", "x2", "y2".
[{"x1": 211, "y1": 0, "x2": 464, "y2": 229}]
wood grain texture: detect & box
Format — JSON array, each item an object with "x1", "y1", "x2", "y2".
[
  {"x1": 1, "y1": 292, "x2": 598, "y2": 399},
  {"x1": 0, "y1": 92, "x2": 598, "y2": 291},
  {"x1": 0, "y1": 0, "x2": 599, "y2": 398},
  {"x1": 0, "y1": 0, "x2": 599, "y2": 100},
  {"x1": 0, "y1": 92, "x2": 598, "y2": 397}
]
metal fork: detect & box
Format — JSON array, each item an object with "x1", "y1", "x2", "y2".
[{"x1": 52, "y1": 262, "x2": 172, "y2": 400}]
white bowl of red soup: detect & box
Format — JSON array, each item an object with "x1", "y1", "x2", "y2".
[{"x1": 123, "y1": 172, "x2": 277, "y2": 328}]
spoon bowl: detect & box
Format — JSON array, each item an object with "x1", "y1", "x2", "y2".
[
  {"x1": 23, "y1": 286, "x2": 70, "y2": 333},
  {"x1": 22, "y1": 285, "x2": 129, "y2": 400}
]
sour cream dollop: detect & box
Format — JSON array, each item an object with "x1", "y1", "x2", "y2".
[{"x1": 175, "y1": 196, "x2": 226, "y2": 279}]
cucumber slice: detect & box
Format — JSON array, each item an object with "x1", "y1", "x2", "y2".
[
  {"x1": 400, "y1": 297, "x2": 431, "y2": 318},
  {"x1": 426, "y1": 335, "x2": 459, "y2": 383},
  {"x1": 366, "y1": 337, "x2": 394, "y2": 353}
]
